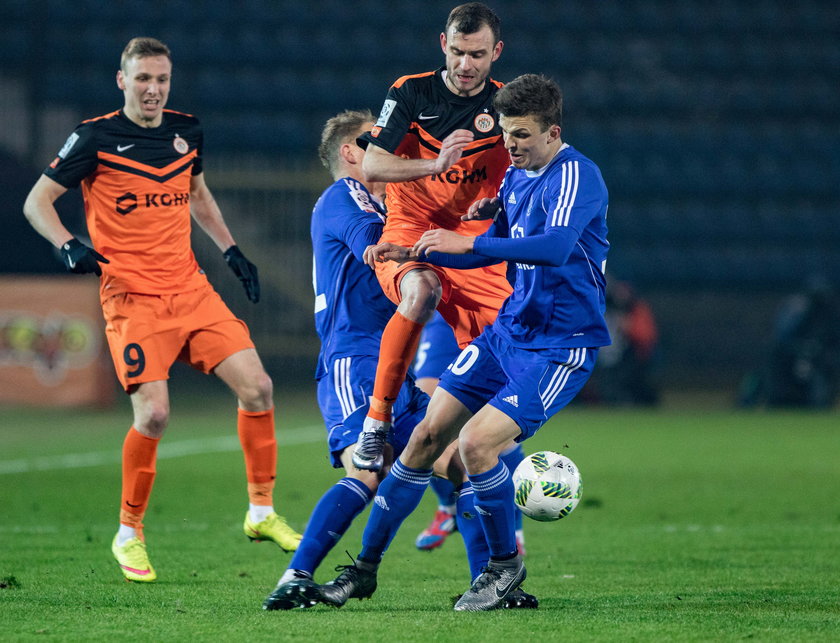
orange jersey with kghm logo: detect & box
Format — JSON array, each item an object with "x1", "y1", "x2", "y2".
[
  {"x1": 45, "y1": 109, "x2": 209, "y2": 301},
  {"x1": 360, "y1": 69, "x2": 510, "y2": 246}
]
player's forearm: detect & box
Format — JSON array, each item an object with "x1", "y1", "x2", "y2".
[
  {"x1": 423, "y1": 252, "x2": 500, "y2": 270},
  {"x1": 23, "y1": 194, "x2": 73, "y2": 249},
  {"x1": 190, "y1": 193, "x2": 236, "y2": 251},
  {"x1": 362, "y1": 150, "x2": 438, "y2": 183},
  {"x1": 473, "y1": 228, "x2": 579, "y2": 267}
]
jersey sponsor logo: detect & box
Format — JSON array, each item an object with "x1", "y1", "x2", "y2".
[
  {"x1": 430, "y1": 165, "x2": 488, "y2": 185},
  {"x1": 114, "y1": 191, "x2": 190, "y2": 215},
  {"x1": 376, "y1": 99, "x2": 397, "y2": 128},
  {"x1": 418, "y1": 112, "x2": 439, "y2": 120},
  {"x1": 116, "y1": 192, "x2": 138, "y2": 215},
  {"x1": 508, "y1": 191, "x2": 517, "y2": 204},
  {"x1": 502, "y1": 394, "x2": 519, "y2": 407},
  {"x1": 143, "y1": 192, "x2": 190, "y2": 207},
  {"x1": 370, "y1": 126, "x2": 382, "y2": 137},
  {"x1": 474, "y1": 112, "x2": 495, "y2": 133},
  {"x1": 116, "y1": 144, "x2": 135, "y2": 152},
  {"x1": 58, "y1": 132, "x2": 79, "y2": 159},
  {"x1": 173, "y1": 135, "x2": 189, "y2": 154}
]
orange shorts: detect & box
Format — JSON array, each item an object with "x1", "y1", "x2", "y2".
[
  {"x1": 102, "y1": 285, "x2": 255, "y2": 391},
  {"x1": 374, "y1": 258, "x2": 512, "y2": 349}
]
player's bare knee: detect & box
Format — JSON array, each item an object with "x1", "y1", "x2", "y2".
[
  {"x1": 135, "y1": 404, "x2": 169, "y2": 437},
  {"x1": 457, "y1": 426, "x2": 489, "y2": 470},
  {"x1": 237, "y1": 370, "x2": 273, "y2": 411},
  {"x1": 403, "y1": 419, "x2": 448, "y2": 467},
  {"x1": 399, "y1": 272, "x2": 442, "y2": 323},
  {"x1": 253, "y1": 370, "x2": 274, "y2": 407}
]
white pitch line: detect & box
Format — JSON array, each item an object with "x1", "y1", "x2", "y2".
[{"x1": 0, "y1": 425, "x2": 324, "y2": 475}]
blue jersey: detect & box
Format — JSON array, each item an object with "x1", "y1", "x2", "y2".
[
  {"x1": 311, "y1": 178, "x2": 393, "y2": 379},
  {"x1": 474, "y1": 144, "x2": 610, "y2": 350}
]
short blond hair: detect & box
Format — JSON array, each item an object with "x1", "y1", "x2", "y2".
[
  {"x1": 120, "y1": 37, "x2": 171, "y2": 71},
  {"x1": 318, "y1": 109, "x2": 374, "y2": 177}
]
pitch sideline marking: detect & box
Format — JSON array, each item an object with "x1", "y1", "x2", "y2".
[{"x1": 0, "y1": 424, "x2": 324, "y2": 475}]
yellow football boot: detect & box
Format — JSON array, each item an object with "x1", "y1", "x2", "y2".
[
  {"x1": 111, "y1": 534, "x2": 157, "y2": 582},
  {"x1": 243, "y1": 512, "x2": 302, "y2": 552}
]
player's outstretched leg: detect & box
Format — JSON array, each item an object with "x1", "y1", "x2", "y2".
[
  {"x1": 263, "y1": 478, "x2": 373, "y2": 610},
  {"x1": 354, "y1": 311, "x2": 426, "y2": 471},
  {"x1": 455, "y1": 483, "x2": 538, "y2": 609},
  {"x1": 238, "y1": 407, "x2": 303, "y2": 551},
  {"x1": 453, "y1": 555, "x2": 526, "y2": 611},
  {"x1": 316, "y1": 459, "x2": 433, "y2": 606},
  {"x1": 114, "y1": 427, "x2": 159, "y2": 582}
]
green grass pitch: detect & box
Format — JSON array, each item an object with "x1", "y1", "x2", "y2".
[{"x1": 1, "y1": 391, "x2": 839, "y2": 641}]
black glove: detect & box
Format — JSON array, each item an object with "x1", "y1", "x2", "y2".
[
  {"x1": 475, "y1": 200, "x2": 502, "y2": 220},
  {"x1": 223, "y1": 245, "x2": 260, "y2": 303},
  {"x1": 60, "y1": 238, "x2": 109, "y2": 276}
]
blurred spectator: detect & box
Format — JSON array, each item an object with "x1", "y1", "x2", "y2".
[
  {"x1": 739, "y1": 275, "x2": 840, "y2": 408},
  {"x1": 585, "y1": 277, "x2": 660, "y2": 406}
]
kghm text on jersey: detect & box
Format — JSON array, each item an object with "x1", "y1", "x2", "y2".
[
  {"x1": 430, "y1": 165, "x2": 487, "y2": 184},
  {"x1": 115, "y1": 191, "x2": 190, "y2": 215}
]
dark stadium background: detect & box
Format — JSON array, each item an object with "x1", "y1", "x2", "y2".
[{"x1": 2, "y1": 0, "x2": 838, "y2": 398}]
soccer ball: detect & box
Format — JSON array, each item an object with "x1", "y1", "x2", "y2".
[{"x1": 512, "y1": 451, "x2": 583, "y2": 522}]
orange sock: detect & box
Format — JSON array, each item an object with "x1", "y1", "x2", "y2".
[
  {"x1": 120, "y1": 427, "x2": 160, "y2": 529},
  {"x1": 369, "y1": 311, "x2": 425, "y2": 422},
  {"x1": 238, "y1": 408, "x2": 276, "y2": 506}
]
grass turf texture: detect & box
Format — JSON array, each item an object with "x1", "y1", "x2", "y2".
[{"x1": 1, "y1": 391, "x2": 839, "y2": 641}]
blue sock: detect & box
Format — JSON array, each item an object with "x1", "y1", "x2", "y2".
[
  {"x1": 499, "y1": 444, "x2": 525, "y2": 534},
  {"x1": 289, "y1": 477, "x2": 372, "y2": 574},
  {"x1": 430, "y1": 476, "x2": 458, "y2": 509},
  {"x1": 455, "y1": 482, "x2": 490, "y2": 582},
  {"x1": 359, "y1": 459, "x2": 432, "y2": 563},
  {"x1": 468, "y1": 459, "x2": 518, "y2": 559}
]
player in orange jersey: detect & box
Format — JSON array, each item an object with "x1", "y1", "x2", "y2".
[
  {"x1": 22, "y1": 37, "x2": 301, "y2": 583},
  {"x1": 351, "y1": 2, "x2": 512, "y2": 472}
]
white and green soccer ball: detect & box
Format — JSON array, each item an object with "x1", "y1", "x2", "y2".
[{"x1": 512, "y1": 451, "x2": 583, "y2": 522}]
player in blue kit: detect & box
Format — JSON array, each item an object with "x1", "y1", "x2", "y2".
[
  {"x1": 262, "y1": 110, "x2": 430, "y2": 610},
  {"x1": 316, "y1": 74, "x2": 610, "y2": 611},
  {"x1": 413, "y1": 312, "x2": 527, "y2": 557}
]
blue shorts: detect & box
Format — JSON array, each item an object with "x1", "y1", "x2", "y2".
[
  {"x1": 413, "y1": 311, "x2": 461, "y2": 380},
  {"x1": 438, "y1": 326, "x2": 598, "y2": 441},
  {"x1": 317, "y1": 354, "x2": 429, "y2": 467}
]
